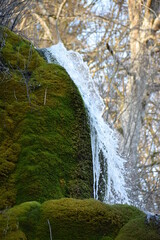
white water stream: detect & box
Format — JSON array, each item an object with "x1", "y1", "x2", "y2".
[{"x1": 44, "y1": 42, "x2": 129, "y2": 204}]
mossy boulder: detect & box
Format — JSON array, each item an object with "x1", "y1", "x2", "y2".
[
  {"x1": 0, "y1": 26, "x2": 93, "y2": 209},
  {"x1": 0, "y1": 198, "x2": 159, "y2": 240},
  {"x1": 115, "y1": 218, "x2": 160, "y2": 240}
]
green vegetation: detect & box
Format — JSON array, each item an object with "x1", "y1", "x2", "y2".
[
  {"x1": 115, "y1": 217, "x2": 160, "y2": 240},
  {"x1": 0, "y1": 26, "x2": 93, "y2": 209},
  {"x1": 0, "y1": 199, "x2": 159, "y2": 240}
]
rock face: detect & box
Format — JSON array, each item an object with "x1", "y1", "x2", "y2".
[
  {"x1": 0, "y1": 26, "x2": 93, "y2": 209},
  {"x1": 0, "y1": 27, "x2": 160, "y2": 240}
]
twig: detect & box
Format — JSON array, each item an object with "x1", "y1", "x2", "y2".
[
  {"x1": 56, "y1": 0, "x2": 67, "y2": 21},
  {"x1": 55, "y1": 0, "x2": 67, "y2": 42},
  {"x1": 44, "y1": 88, "x2": 47, "y2": 105},
  {"x1": 106, "y1": 42, "x2": 135, "y2": 77},
  {"x1": 47, "y1": 219, "x2": 53, "y2": 240}
]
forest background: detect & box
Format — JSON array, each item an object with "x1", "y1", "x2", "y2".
[{"x1": 0, "y1": 0, "x2": 160, "y2": 213}]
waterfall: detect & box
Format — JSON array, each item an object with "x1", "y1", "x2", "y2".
[{"x1": 44, "y1": 42, "x2": 129, "y2": 204}]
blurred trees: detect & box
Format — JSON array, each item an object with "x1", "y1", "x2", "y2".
[
  {"x1": 0, "y1": 0, "x2": 32, "y2": 30},
  {"x1": 0, "y1": 0, "x2": 160, "y2": 212},
  {"x1": 0, "y1": 0, "x2": 92, "y2": 47},
  {"x1": 114, "y1": 0, "x2": 160, "y2": 210},
  {"x1": 121, "y1": 0, "x2": 160, "y2": 210}
]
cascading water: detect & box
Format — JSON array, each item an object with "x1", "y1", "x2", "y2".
[{"x1": 44, "y1": 42, "x2": 129, "y2": 204}]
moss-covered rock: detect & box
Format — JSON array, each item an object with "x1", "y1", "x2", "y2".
[
  {"x1": 0, "y1": 199, "x2": 159, "y2": 240},
  {"x1": 0, "y1": 26, "x2": 93, "y2": 209},
  {"x1": 115, "y1": 217, "x2": 160, "y2": 240}
]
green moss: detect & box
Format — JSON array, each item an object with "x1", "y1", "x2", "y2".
[
  {"x1": 1, "y1": 199, "x2": 159, "y2": 240},
  {"x1": 0, "y1": 27, "x2": 93, "y2": 209},
  {"x1": 38, "y1": 198, "x2": 123, "y2": 240},
  {"x1": 113, "y1": 204, "x2": 145, "y2": 224},
  {"x1": 115, "y1": 217, "x2": 160, "y2": 240},
  {"x1": 0, "y1": 201, "x2": 40, "y2": 240},
  {"x1": 2, "y1": 230, "x2": 27, "y2": 240},
  {"x1": 0, "y1": 26, "x2": 45, "y2": 71}
]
